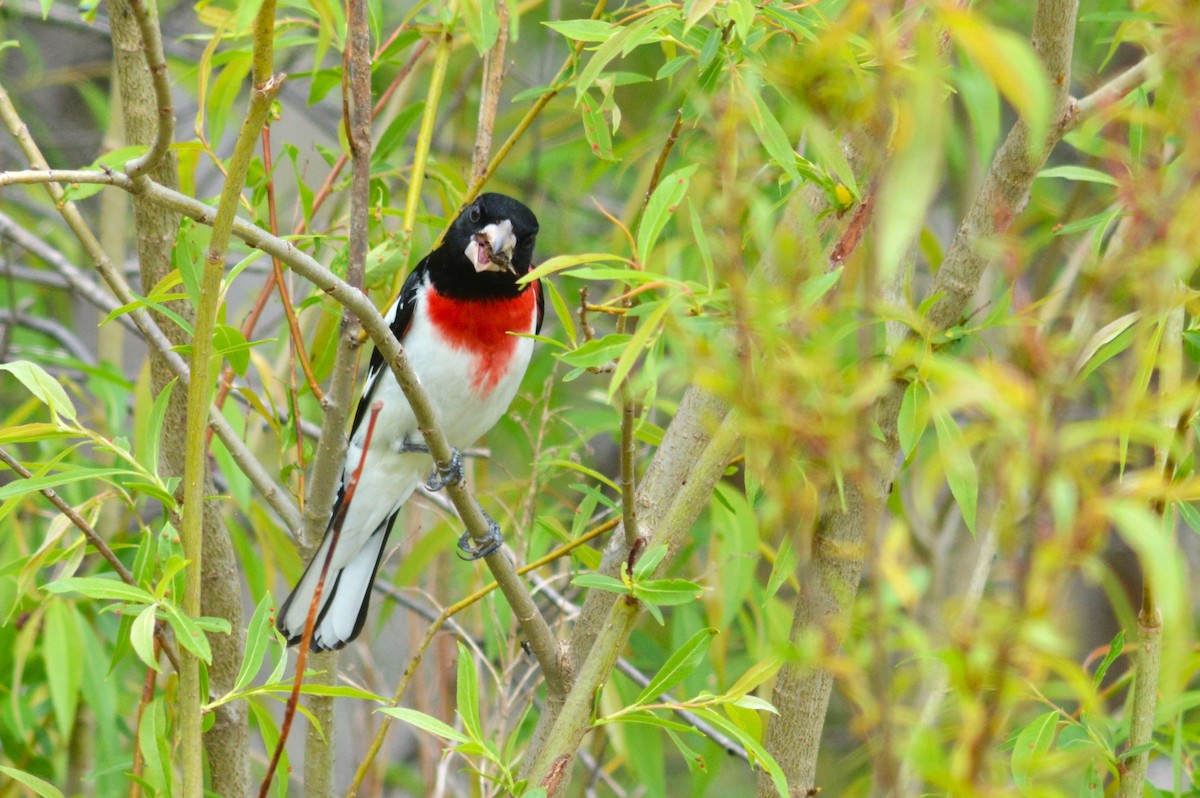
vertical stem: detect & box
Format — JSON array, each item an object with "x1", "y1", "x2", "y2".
[
  {"x1": 396, "y1": 7, "x2": 456, "y2": 290},
  {"x1": 178, "y1": 6, "x2": 282, "y2": 794}
]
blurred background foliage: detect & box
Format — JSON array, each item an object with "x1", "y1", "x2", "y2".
[{"x1": 1, "y1": 0, "x2": 1198, "y2": 795}]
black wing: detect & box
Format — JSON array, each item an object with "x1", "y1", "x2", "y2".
[
  {"x1": 347, "y1": 260, "x2": 427, "y2": 441},
  {"x1": 533, "y1": 278, "x2": 545, "y2": 335}
]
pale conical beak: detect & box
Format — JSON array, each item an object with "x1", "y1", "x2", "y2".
[{"x1": 465, "y1": 219, "x2": 516, "y2": 273}]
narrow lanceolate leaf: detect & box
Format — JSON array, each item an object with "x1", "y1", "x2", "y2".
[
  {"x1": 744, "y1": 88, "x2": 802, "y2": 184},
  {"x1": 692, "y1": 708, "x2": 788, "y2": 796},
  {"x1": 932, "y1": 403, "x2": 978, "y2": 534},
  {"x1": 44, "y1": 600, "x2": 84, "y2": 741},
  {"x1": 636, "y1": 578, "x2": 705, "y2": 605},
  {"x1": 542, "y1": 18, "x2": 616, "y2": 42},
  {"x1": 234, "y1": 592, "x2": 275, "y2": 692},
  {"x1": 571, "y1": 573, "x2": 630, "y2": 596},
  {"x1": 1011, "y1": 711, "x2": 1058, "y2": 792},
  {"x1": 377, "y1": 707, "x2": 471, "y2": 744},
  {"x1": 43, "y1": 576, "x2": 156, "y2": 605},
  {"x1": 0, "y1": 360, "x2": 77, "y2": 420},
  {"x1": 130, "y1": 604, "x2": 162, "y2": 673},
  {"x1": 898, "y1": 380, "x2": 929, "y2": 458},
  {"x1": 519, "y1": 253, "x2": 622, "y2": 284},
  {"x1": 0, "y1": 766, "x2": 66, "y2": 798},
  {"x1": 637, "y1": 165, "x2": 699, "y2": 264},
  {"x1": 1037, "y1": 165, "x2": 1119, "y2": 186},
  {"x1": 0, "y1": 466, "x2": 134, "y2": 502},
  {"x1": 632, "y1": 543, "x2": 669, "y2": 581},
  {"x1": 635, "y1": 627, "x2": 718, "y2": 705},
  {"x1": 456, "y1": 641, "x2": 483, "y2": 742}
]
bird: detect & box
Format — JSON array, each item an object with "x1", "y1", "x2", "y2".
[{"x1": 277, "y1": 192, "x2": 542, "y2": 651}]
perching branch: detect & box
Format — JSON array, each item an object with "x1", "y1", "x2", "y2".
[{"x1": 1, "y1": 76, "x2": 567, "y2": 709}]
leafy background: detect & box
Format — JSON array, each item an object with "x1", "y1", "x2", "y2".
[{"x1": 1, "y1": 0, "x2": 1197, "y2": 796}]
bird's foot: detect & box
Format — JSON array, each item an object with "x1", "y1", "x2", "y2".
[
  {"x1": 425, "y1": 447, "x2": 464, "y2": 492},
  {"x1": 457, "y1": 508, "x2": 503, "y2": 560}
]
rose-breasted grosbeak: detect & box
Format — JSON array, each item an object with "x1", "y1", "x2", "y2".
[{"x1": 277, "y1": 193, "x2": 542, "y2": 651}]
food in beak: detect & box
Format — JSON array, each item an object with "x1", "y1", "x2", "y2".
[{"x1": 474, "y1": 232, "x2": 516, "y2": 274}]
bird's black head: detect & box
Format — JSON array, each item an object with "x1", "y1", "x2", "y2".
[{"x1": 429, "y1": 193, "x2": 539, "y2": 299}]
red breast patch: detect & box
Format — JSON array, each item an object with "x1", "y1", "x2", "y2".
[{"x1": 424, "y1": 285, "x2": 536, "y2": 393}]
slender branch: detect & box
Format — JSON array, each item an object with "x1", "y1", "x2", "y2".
[
  {"x1": 260, "y1": 401, "x2": 383, "y2": 798},
  {"x1": 471, "y1": 0, "x2": 509, "y2": 183},
  {"x1": 1064, "y1": 54, "x2": 1159, "y2": 135},
  {"x1": 396, "y1": 9, "x2": 455, "y2": 285},
  {"x1": 525, "y1": 406, "x2": 743, "y2": 795},
  {"x1": 461, "y1": 0, "x2": 609, "y2": 206},
  {"x1": 0, "y1": 447, "x2": 181, "y2": 672},
  {"x1": 121, "y1": 0, "x2": 175, "y2": 180},
  {"x1": 178, "y1": 15, "x2": 283, "y2": 790}
]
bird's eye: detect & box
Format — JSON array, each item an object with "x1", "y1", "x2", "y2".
[{"x1": 468, "y1": 204, "x2": 482, "y2": 224}]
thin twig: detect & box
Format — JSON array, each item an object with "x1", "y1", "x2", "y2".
[
  {"x1": 471, "y1": 0, "x2": 509, "y2": 184},
  {"x1": 461, "y1": 0, "x2": 609, "y2": 207},
  {"x1": 121, "y1": 0, "x2": 175, "y2": 180},
  {"x1": 0, "y1": 447, "x2": 181, "y2": 672},
  {"x1": 259, "y1": 401, "x2": 383, "y2": 798}
]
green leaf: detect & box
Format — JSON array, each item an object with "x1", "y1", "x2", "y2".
[
  {"x1": 932, "y1": 402, "x2": 978, "y2": 534},
  {"x1": 131, "y1": 604, "x2": 162, "y2": 673},
  {"x1": 519, "y1": 253, "x2": 622, "y2": 284},
  {"x1": 610, "y1": 298, "x2": 674, "y2": 399},
  {"x1": 632, "y1": 543, "x2": 668, "y2": 581},
  {"x1": 637, "y1": 165, "x2": 698, "y2": 264},
  {"x1": 463, "y1": 0, "x2": 500, "y2": 54},
  {"x1": 744, "y1": 85, "x2": 801, "y2": 184},
  {"x1": 635, "y1": 627, "x2": 717, "y2": 705},
  {"x1": 692, "y1": 708, "x2": 788, "y2": 796},
  {"x1": 138, "y1": 697, "x2": 172, "y2": 794},
  {"x1": 1075, "y1": 312, "x2": 1138, "y2": 379},
  {"x1": 0, "y1": 360, "x2": 77, "y2": 420},
  {"x1": 580, "y1": 94, "x2": 617, "y2": 161},
  {"x1": 164, "y1": 605, "x2": 213, "y2": 664},
  {"x1": 665, "y1": 729, "x2": 709, "y2": 774},
  {"x1": 1037, "y1": 165, "x2": 1119, "y2": 186},
  {"x1": 763, "y1": 535, "x2": 795, "y2": 604},
  {"x1": 542, "y1": 279, "x2": 577, "y2": 347},
  {"x1": 234, "y1": 593, "x2": 275, "y2": 692},
  {"x1": 377, "y1": 707, "x2": 470, "y2": 743},
  {"x1": 571, "y1": 573, "x2": 630, "y2": 595},
  {"x1": 1092, "y1": 630, "x2": 1124, "y2": 687},
  {"x1": 0, "y1": 767, "x2": 65, "y2": 798},
  {"x1": 726, "y1": 657, "x2": 782, "y2": 700},
  {"x1": 898, "y1": 380, "x2": 928, "y2": 458},
  {"x1": 375, "y1": 102, "x2": 426, "y2": 163},
  {"x1": 213, "y1": 324, "x2": 250, "y2": 376},
  {"x1": 44, "y1": 600, "x2": 84, "y2": 741},
  {"x1": 636, "y1": 578, "x2": 705, "y2": 605},
  {"x1": 1011, "y1": 711, "x2": 1058, "y2": 792},
  {"x1": 945, "y1": 9, "x2": 1050, "y2": 148},
  {"x1": 543, "y1": 19, "x2": 616, "y2": 42},
  {"x1": 456, "y1": 641, "x2": 482, "y2": 741},
  {"x1": 0, "y1": 465, "x2": 135, "y2": 502},
  {"x1": 43, "y1": 576, "x2": 155, "y2": 604}
]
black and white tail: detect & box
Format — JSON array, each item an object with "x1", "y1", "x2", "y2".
[{"x1": 276, "y1": 498, "x2": 397, "y2": 652}]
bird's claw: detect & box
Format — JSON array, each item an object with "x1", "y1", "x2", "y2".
[
  {"x1": 457, "y1": 510, "x2": 503, "y2": 560},
  {"x1": 426, "y1": 447, "x2": 464, "y2": 491}
]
